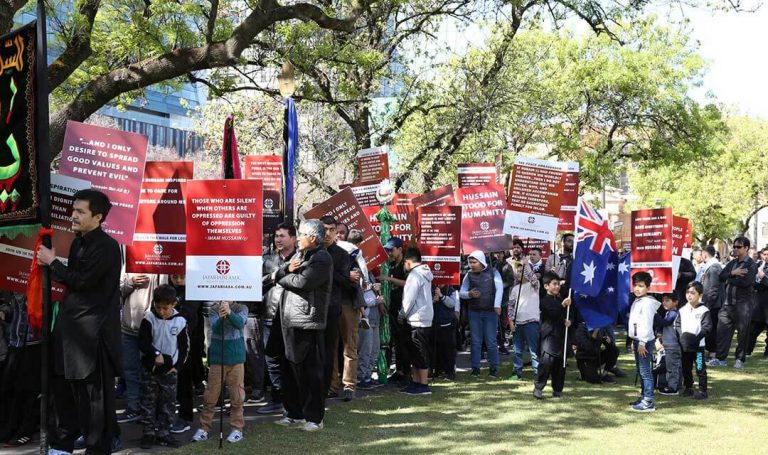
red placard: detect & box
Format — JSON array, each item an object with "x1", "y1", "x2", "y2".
[
  {"x1": 504, "y1": 156, "x2": 567, "y2": 241},
  {"x1": 362, "y1": 194, "x2": 418, "y2": 244},
  {"x1": 412, "y1": 184, "x2": 455, "y2": 208},
  {"x1": 357, "y1": 146, "x2": 389, "y2": 183},
  {"x1": 557, "y1": 162, "x2": 580, "y2": 231},
  {"x1": 58, "y1": 120, "x2": 149, "y2": 244},
  {"x1": 454, "y1": 184, "x2": 508, "y2": 253},
  {"x1": 0, "y1": 174, "x2": 90, "y2": 300},
  {"x1": 304, "y1": 187, "x2": 388, "y2": 269},
  {"x1": 125, "y1": 161, "x2": 193, "y2": 274},
  {"x1": 631, "y1": 208, "x2": 673, "y2": 293},
  {"x1": 520, "y1": 237, "x2": 552, "y2": 264},
  {"x1": 243, "y1": 155, "x2": 283, "y2": 235},
  {"x1": 457, "y1": 163, "x2": 497, "y2": 187},
  {"x1": 340, "y1": 181, "x2": 380, "y2": 208},
  {"x1": 184, "y1": 179, "x2": 263, "y2": 301},
  {"x1": 418, "y1": 205, "x2": 462, "y2": 285},
  {"x1": 686, "y1": 219, "x2": 694, "y2": 247}
]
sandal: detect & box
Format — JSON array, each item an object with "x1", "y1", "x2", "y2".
[{"x1": 5, "y1": 435, "x2": 33, "y2": 447}]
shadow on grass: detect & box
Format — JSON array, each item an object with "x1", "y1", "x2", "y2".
[{"x1": 178, "y1": 344, "x2": 768, "y2": 455}]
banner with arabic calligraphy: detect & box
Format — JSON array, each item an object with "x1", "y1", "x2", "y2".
[{"x1": 0, "y1": 23, "x2": 39, "y2": 238}]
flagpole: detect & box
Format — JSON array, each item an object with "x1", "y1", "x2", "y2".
[
  {"x1": 35, "y1": 2, "x2": 53, "y2": 453},
  {"x1": 563, "y1": 289, "x2": 571, "y2": 369}
]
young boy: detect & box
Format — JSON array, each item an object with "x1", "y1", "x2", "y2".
[
  {"x1": 398, "y1": 247, "x2": 434, "y2": 396},
  {"x1": 192, "y1": 300, "x2": 248, "y2": 443},
  {"x1": 679, "y1": 281, "x2": 712, "y2": 400},
  {"x1": 533, "y1": 272, "x2": 572, "y2": 399},
  {"x1": 508, "y1": 257, "x2": 540, "y2": 380},
  {"x1": 656, "y1": 293, "x2": 681, "y2": 395},
  {"x1": 628, "y1": 272, "x2": 661, "y2": 412},
  {"x1": 138, "y1": 285, "x2": 188, "y2": 448}
]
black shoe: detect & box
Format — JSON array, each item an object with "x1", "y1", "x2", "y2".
[
  {"x1": 489, "y1": 368, "x2": 499, "y2": 378},
  {"x1": 111, "y1": 436, "x2": 123, "y2": 452},
  {"x1": 600, "y1": 374, "x2": 617, "y2": 384},
  {"x1": 256, "y1": 402, "x2": 284, "y2": 415},
  {"x1": 140, "y1": 434, "x2": 155, "y2": 450},
  {"x1": 343, "y1": 389, "x2": 355, "y2": 402},
  {"x1": 693, "y1": 390, "x2": 708, "y2": 400},
  {"x1": 5, "y1": 435, "x2": 33, "y2": 447},
  {"x1": 552, "y1": 392, "x2": 564, "y2": 398},
  {"x1": 499, "y1": 346, "x2": 511, "y2": 355},
  {"x1": 470, "y1": 368, "x2": 480, "y2": 376},
  {"x1": 170, "y1": 419, "x2": 191, "y2": 434},
  {"x1": 629, "y1": 398, "x2": 642, "y2": 406},
  {"x1": 73, "y1": 435, "x2": 86, "y2": 450},
  {"x1": 327, "y1": 390, "x2": 340, "y2": 399},
  {"x1": 608, "y1": 367, "x2": 627, "y2": 378},
  {"x1": 533, "y1": 388, "x2": 543, "y2": 400},
  {"x1": 117, "y1": 409, "x2": 141, "y2": 423},
  {"x1": 248, "y1": 390, "x2": 265, "y2": 403},
  {"x1": 445, "y1": 373, "x2": 456, "y2": 381},
  {"x1": 157, "y1": 434, "x2": 180, "y2": 448},
  {"x1": 388, "y1": 372, "x2": 406, "y2": 383},
  {"x1": 659, "y1": 387, "x2": 679, "y2": 396},
  {"x1": 681, "y1": 388, "x2": 694, "y2": 397}
]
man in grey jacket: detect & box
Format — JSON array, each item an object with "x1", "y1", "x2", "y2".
[
  {"x1": 274, "y1": 219, "x2": 333, "y2": 432},
  {"x1": 398, "y1": 248, "x2": 434, "y2": 396}
]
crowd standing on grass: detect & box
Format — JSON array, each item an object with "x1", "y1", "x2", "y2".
[{"x1": 0, "y1": 190, "x2": 766, "y2": 451}]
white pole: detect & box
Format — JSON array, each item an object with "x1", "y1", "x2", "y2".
[{"x1": 563, "y1": 289, "x2": 572, "y2": 369}]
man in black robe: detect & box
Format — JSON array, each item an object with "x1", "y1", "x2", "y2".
[{"x1": 38, "y1": 189, "x2": 122, "y2": 454}]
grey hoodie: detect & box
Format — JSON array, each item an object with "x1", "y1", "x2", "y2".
[{"x1": 400, "y1": 264, "x2": 434, "y2": 328}]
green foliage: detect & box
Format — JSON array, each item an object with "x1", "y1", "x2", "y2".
[
  {"x1": 392, "y1": 17, "x2": 724, "y2": 193},
  {"x1": 630, "y1": 116, "x2": 768, "y2": 243}
]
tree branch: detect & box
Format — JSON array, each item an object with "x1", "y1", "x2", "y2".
[
  {"x1": 206, "y1": 0, "x2": 219, "y2": 44},
  {"x1": 49, "y1": 0, "x2": 367, "y2": 156},
  {"x1": 48, "y1": 0, "x2": 102, "y2": 92}
]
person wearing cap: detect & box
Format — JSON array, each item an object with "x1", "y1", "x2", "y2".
[
  {"x1": 378, "y1": 237, "x2": 410, "y2": 383},
  {"x1": 460, "y1": 251, "x2": 503, "y2": 378},
  {"x1": 699, "y1": 245, "x2": 723, "y2": 360}
]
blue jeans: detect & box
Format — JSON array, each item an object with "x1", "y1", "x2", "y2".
[
  {"x1": 122, "y1": 332, "x2": 142, "y2": 412},
  {"x1": 357, "y1": 324, "x2": 380, "y2": 382},
  {"x1": 634, "y1": 340, "x2": 655, "y2": 402},
  {"x1": 469, "y1": 310, "x2": 499, "y2": 370},
  {"x1": 512, "y1": 322, "x2": 540, "y2": 374}
]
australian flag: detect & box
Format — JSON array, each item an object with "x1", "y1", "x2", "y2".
[
  {"x1": 617, "y1": 252, "x2": 632, "y2": 326},
  {"x1": 571, "y1": 199, "x2": 619, "y2": 329},
  {"x1": 571, "y1": 199, "x2": 617, "y2": 297}
]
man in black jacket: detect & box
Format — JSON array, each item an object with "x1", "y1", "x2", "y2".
[
  {"x1": 38, "y1": 189, "x2": 122, "y2": 454},
  {"x1": 710, "y1": 236, "x2": 758, "y2": 368},
  {"x1": 747, "y1": 248, "x2": 768, "y2": 357},
  {"x1": 257, "y1": 222, "x2": 297, "y2": 415},
  {"x1": 319, "y1": 215, "x2": 358, "y2": 401},
  {"x1": 275, "y1": 219, "x2": 333, "y2": 432},
  {"x1": 700, "y1": 245, "x2": 724, "y2": 359}
]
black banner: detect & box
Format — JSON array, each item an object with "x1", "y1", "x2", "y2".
[{"x1": 0, "y1": 23, "x2": 39, "y2": 233}]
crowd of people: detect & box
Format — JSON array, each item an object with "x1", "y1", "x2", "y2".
[{"x1": 0, "y1": 189, "x2": 766, "y2": 452}]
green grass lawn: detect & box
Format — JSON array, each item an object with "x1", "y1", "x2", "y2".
[{"x1": 180, "y1": 347, "x2": 768, "y2": 455}]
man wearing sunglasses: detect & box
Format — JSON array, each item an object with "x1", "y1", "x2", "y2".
[{"x1": 708, "y1": 236, "x2": 758, "y2": 368}]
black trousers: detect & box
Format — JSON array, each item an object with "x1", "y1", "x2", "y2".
[
  {"x1": 391, "y1": 315, "x2": 412, "y2": 374},
  {"x1": 281, "y1": 329, "x2": 325, "y2": 424},
  {"x1": 747, "y1": 301, "x2": 768, "y2": 355},
  {"x1": 716, "y1": 303, "x2": 752, "y2": 362},
  {"x1": 176, "y1": 360, "x2": 195, "y2": 422},
  {"x1": 0, "y1": 344, "x2": 41, "y2": 440},
  {"x1": 264, "y1": 319, "x2": 284, "y2": 404},
  {"x1": 49, "y1": 349, "x2": 117, "y2": 454},
  {"x1": 681, "y1": 349, "x2": 707, "y2": 392},
  {"x1": 244, "y1": 316, "x2": 266, "y2": 395},
  {"x1": 323, "y1": 312, "x2": 340, "y2": 395},
  {"x1": 433, "y1": 321, "x2": 457, "y2": 377},
  {"x1": 705, "y1": 307, "x2": 720, "y2": 353},
  {"x1": 535, "y1": 351, "x2": 565, "y2": 393}
]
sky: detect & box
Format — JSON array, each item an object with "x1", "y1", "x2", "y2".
[
  {"x1": 422, "y1": 5, "x2": 768, "y2": 120},
  {"x1": 686, "y1": 6, "x2": 768, "y2": 119}
]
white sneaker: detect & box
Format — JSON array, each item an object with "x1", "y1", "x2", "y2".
[
  {"x1": 734, "y1": 359, "x2": 744, "y2": 369},
  {"x1": 303, "y1": 421, "x2": 324, "y2": 432},
  {"x1": 48, "y1": 450, "x2": 72, "y2": 455},
  {"x1": 303, "y1": 422, "x2": 323, "y2": 431},
  {"x1": 191, "y1": 428, "x2": 208, "y2": 442},
  {"x1": 275, "y1": 417, "x2": 306, "y2": 427},
  {"x1": 226, "y1": 429, "x2": 244, "y2": 443}
]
